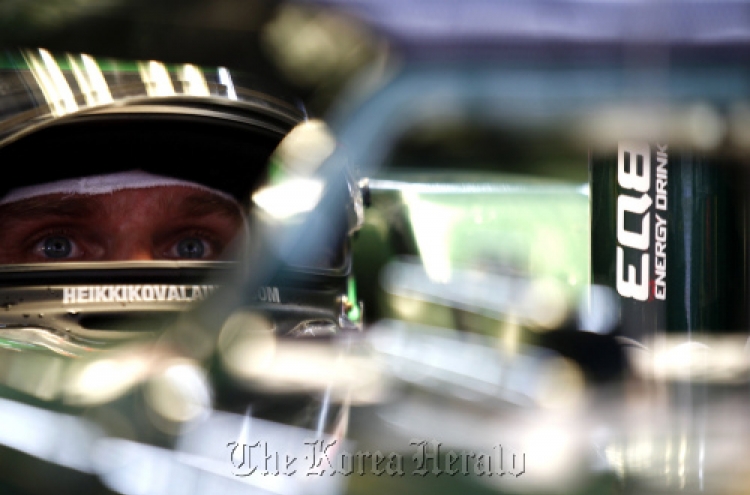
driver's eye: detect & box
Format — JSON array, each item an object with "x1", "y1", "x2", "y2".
[
  {"x1": 39, "y1": 236, "x2": 75, "y2": 259},
  {"x1": 175, "y1": 237, "x2": 208, "y2": 259}
]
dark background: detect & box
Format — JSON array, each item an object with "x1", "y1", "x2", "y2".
[{"x1": 0, "y1": 0, "x2": 385, "y2": 116}]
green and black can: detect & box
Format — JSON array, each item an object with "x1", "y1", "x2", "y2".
[{"x1": 590, "y1": 142, "x2": 748, "y2": 340}]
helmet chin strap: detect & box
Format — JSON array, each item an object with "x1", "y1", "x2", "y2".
[{"x1": 0, "y1": 170, "x2": 237, "y2": 205}]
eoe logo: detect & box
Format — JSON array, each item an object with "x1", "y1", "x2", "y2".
[{"x1": 615, "y1": 142, "x2": 668, "y2": 301}]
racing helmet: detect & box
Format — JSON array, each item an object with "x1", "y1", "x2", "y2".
[
  {"x1": 0, "y1": 47, "x2": 365, "y2": 357},
  {"x1": 0, "y1": 50, "x2": 368, "y2": 492}
]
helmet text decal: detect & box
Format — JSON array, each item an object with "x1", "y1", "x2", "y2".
[
  {"x1": 62, "y1": 285, "x2": 219, "y2": 304},
  {"x1": 257, "y1": 286, "x2": 280, "y2": 303}
]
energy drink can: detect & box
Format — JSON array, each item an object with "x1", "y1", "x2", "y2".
[{"x1": 590, "y1": 142, "x2": 747, "y2": 340}]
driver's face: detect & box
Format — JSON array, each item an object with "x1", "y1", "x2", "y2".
[{"x1": 0, "y1": 186, "x2": 244, "y2": 263}]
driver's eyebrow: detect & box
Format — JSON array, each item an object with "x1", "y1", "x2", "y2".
[{"x1": 0, "y1": 195, "x2": 99, "y2": 223}]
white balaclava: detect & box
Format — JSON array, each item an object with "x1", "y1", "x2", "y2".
[{"x1": 0, "y1": 170, "x2": 236, "y2": 205}]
